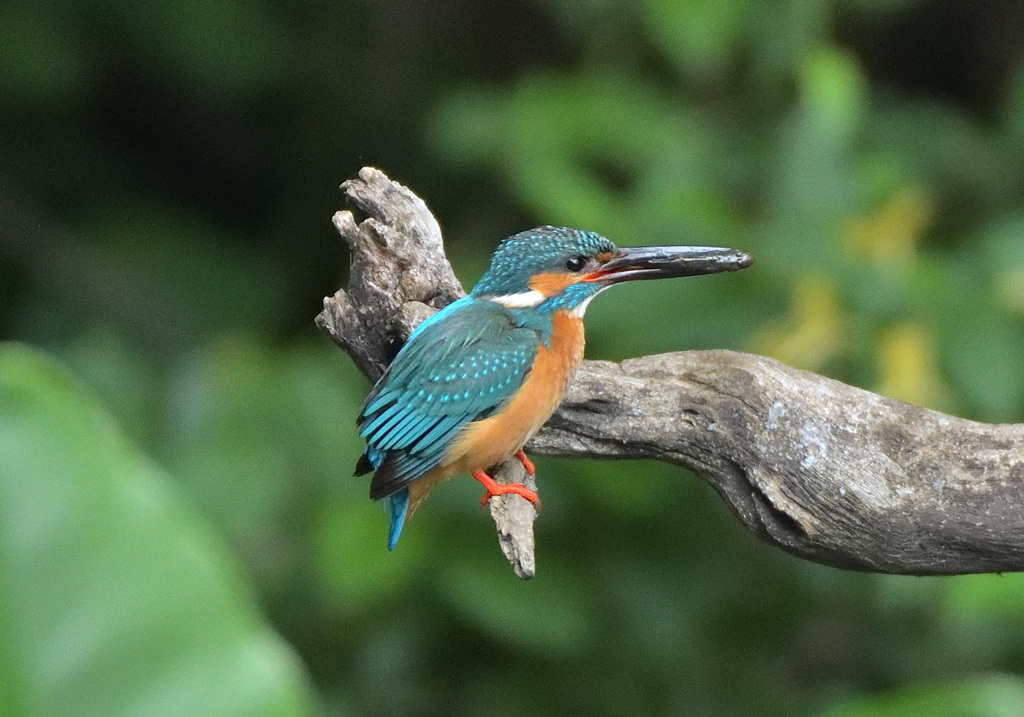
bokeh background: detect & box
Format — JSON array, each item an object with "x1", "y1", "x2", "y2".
[{"x1": 3, "y1": 0, "x2": 1024, "y2": 715}]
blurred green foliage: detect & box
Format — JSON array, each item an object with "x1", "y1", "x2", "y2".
[
  {"x1": 0, "y1": 344, "x2": 316, "y2": 716},
  {"x1": 2, "y1": 0, "x2": 1024, "y2": 715}
]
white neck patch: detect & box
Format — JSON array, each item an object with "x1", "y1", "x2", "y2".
[{"x1": 486, "y1": 290, "x2": 546, "y2": 308}]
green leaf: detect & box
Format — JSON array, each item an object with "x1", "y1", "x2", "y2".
[
  {"x1": 0, "y1": 343, "x2": 317, "y2": 717},
  {"x1": 820, "y1": 674, "x2": 1024, "y2": 717},
  {"x1": 641, "y1": 0, "x2": 747, "y2": 76},
  {"x1": 799, "y1": 47, "x2": 866, "y2": 150}
]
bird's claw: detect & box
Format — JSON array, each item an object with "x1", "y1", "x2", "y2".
[
  {"x1": 514, "y1": 449, "x2": 536, "y2": 476},
  {"x1": 472, "y1": 469, "x2": 541, "y2": 510}
]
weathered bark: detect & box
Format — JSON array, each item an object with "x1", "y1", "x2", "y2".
[{"x1": 319, "y1": 167, "x2": 1024, "y2": 579}]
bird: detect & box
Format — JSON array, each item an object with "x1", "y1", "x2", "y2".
[{"x1": 355, "y1": 226, "x2": 752, "y2": 549}]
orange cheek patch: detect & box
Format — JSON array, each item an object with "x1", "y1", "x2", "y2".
[
  {"x1": 597, "y1": 251, "x2": 617, "y2": 263},
  {"x1": 529, "y1": 272, "x2": 580, "y2": 297}
]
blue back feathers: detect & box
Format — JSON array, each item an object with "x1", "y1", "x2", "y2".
[{"x1": 358, "y1": 297, "x2": 539, "y2": 498}]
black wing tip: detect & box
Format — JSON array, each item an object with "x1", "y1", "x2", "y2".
[
  {"x1": 368, "y1": 453, "x2": 419, "y2": 501},
  {"x1": 369, "y1": 472, "x2": 400, "y2": 501},
  {"x1": 353, "y1": 453, "x2": 374, "y2": 477}
]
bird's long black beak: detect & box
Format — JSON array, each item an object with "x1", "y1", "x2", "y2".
[{"x1": 582, "y1": 245, "x2": 753, "y2": 285}]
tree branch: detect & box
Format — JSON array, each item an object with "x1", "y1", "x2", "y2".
[
  {"x1": 319, "y1": 167, "x2": 1024, "y2": 578},
  {"x1": 531, "y1": 353, "x2": 1024, "y2": 574}
]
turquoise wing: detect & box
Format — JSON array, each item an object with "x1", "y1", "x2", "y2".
[{"x1": 356, "y1": 297, "x2": 539, "y2": 501}]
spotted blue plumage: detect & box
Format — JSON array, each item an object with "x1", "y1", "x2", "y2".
[{"x1": 473, "y1": 226, "x2": 616, "y2": 299}]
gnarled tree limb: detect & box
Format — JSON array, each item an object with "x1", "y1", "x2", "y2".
[{"x1": 319, "y1": 167, "x2": 1024, "y2": 578}]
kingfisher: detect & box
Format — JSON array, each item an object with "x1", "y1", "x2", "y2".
[{"x1": 355, "y1": 226, "x2": 752, "y2": 549}]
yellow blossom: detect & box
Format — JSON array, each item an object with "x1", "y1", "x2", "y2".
[
  {"x1": 874, "y1": 321, "x2": 951, "y2": 410},
  {"x1": 750, "y1": 275, "x2": 846, "y2": 371},
  {"x1": 844, "y1": 187, "x2": 932, "y2": 269}
]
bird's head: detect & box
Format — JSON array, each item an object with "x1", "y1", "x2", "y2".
[{"x1": 470, "y1": 226, "x2": 752, "y2": 316}]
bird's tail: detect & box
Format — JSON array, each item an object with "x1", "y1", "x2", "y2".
[{"x1": 386, "y1": 489, "x2": 410, "y2": 551}]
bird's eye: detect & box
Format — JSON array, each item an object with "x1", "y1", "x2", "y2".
[{"x1": 565, "y1": 255, "x2": 588, "y2": 272}]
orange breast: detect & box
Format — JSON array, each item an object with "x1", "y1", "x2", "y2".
[
  {"x1": 407, "y1": 311, "x2": 585, "y2": 510},
  {"x1": 447, "y1": 310, "x2": 585, "y2": 471}
]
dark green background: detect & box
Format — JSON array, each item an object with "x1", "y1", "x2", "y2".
[{"x1": 3, "y1": 1, "x2": 1024, "y2": 715}]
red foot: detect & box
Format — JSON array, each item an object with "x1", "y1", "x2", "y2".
[
  {"x1": 472, "y1": 469, "x2": 541, "y2": 510},
  {"x1": 515, "y1": 449, "x2": 536, "y2": 476}
]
